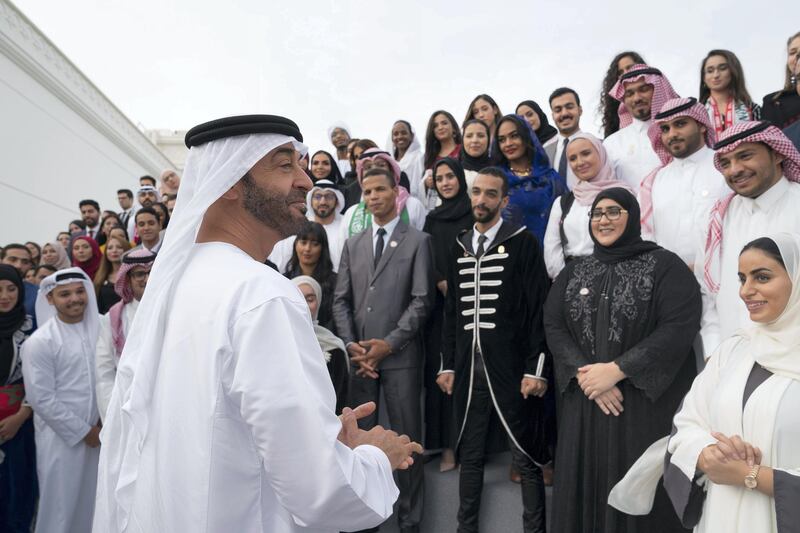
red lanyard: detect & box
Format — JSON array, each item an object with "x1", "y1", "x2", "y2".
[{"x1": 710, "y1": 98, "x2": 735, "y2": 136}]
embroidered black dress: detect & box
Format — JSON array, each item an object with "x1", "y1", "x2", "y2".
[{"x1": 544, "y1": 249, "x2": 701, "y2": 533}]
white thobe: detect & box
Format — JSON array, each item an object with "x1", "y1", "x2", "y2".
[
  {"x1": 400, "y1": 149, "x2": 426, "y2": 206},
  {"x1": 603, "y1": 119, "x2": 660, "y2": 193},
  {"x1": 122, "y1": 242, "x2": 398, "y2": 532},
  {"x1": 336, "y1": 158, "x2": 351, "y2": 176},
  {"x1": 694, "y1": 178, "x2": 800, "y2": 356},
  {"x1": 340, "y1": 196, "x2": 428, "y2": 241},
  {"x1": 21, "y1": 317, "x2": 99, "y2": 533},
  {"x1": 268, "y1": 216, "x2": 345, "y2": 273},
  {"x1": 643, "y1": 147, "x2": 730, "y2": 266},
  {"x1": 95, "y1": 299, "x2": 139, "y2": 423},
  {"x1": 542, "y1": 196, "x2": 594, "y2": 279}
]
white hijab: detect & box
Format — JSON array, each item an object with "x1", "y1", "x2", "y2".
[
  {"x1": 96, "y1": 133, "x2": 307, "y2": 531},
  {"x1": 741, "y1": 232, "x2": 800, "y2": 381},
  {"x1": 384, "y1": 120, "x2": 422, "y2": 163}
]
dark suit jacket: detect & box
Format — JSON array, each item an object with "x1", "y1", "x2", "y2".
[{"x1": 333, "y1": 220, "x2": 434, "y2": 370}]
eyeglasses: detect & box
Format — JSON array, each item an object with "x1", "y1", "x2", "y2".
[
  {"x1": 589, "y1": 207, "x2": 628, "y2": 221},
  {"x1": 312, "y1": 193, "x2": 337, "y2": 202},
  {"x1": 129, "y1": 270, "x2": 151, "y2": 281}
]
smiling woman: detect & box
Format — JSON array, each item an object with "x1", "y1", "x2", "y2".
[{"x1": 544, "y1": 187, "x2": 702, "y2": 533}]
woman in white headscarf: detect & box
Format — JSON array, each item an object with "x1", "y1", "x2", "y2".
[
  {"x1": 292, "y1": 276, "x2": 348, "y2": 414},
  {"x1": 610, "y1": 232, "x2": 800, "y2": 532},
  {"x1": 386, "y1": 120, "x2": 425, "y2": 208}
]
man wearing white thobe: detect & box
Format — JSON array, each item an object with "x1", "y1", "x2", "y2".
[
  {"x1": 639, "y1": 97, "x2": 730, "y2": 267},
  {"x1": 22, "y1": 268, "x2": 100, "y2": 533},
  {"x1": 694, "y1": 121, "x2": 800, "y2": 357},
  {"x1": 603, "y1": 64, "x2": 679, "y2": 193},
  {"x1": 94, "y1": 115, "x2": 419, "y2": 533}
]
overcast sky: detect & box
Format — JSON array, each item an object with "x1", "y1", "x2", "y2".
[{"x1": 13, "y1": 0, "x2": 798, "y2": 155}]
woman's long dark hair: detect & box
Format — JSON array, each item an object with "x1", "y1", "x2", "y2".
[
  {"x1": 463, "y1": 94, "x2": 502, "y2": 130},
  {"x1": 284, "y1": 221, "x2": 334, "y2": 282},
  {"x1": 599, "y1": 51, "x2": 646, "y2": 138},
  {"x1": 699, "y1": 49, "x2": 754, "y2": 107},
  {"x1": 424, "y1": 110, "x2": 462, "y2": 170}
]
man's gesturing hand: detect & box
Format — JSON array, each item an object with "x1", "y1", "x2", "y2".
[{"x1": 337, "y1": 401, "x2": 423, "y2": 470}]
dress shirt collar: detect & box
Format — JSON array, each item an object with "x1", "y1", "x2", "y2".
[
  {"x1": 738, "y1": 176, "x2": 790, "y2": 215},
  {"x1": 472, "y1": 217, "x2": 503, "y2": 252},
  {"x1": 670, "y1": 145, "x2": 712, "y2": 169},
  {"x1": 631, "y1": 118, "x2": 651, "y2": 133},
  {"x1": 372, "y1": 215, "x2": 400, "y2": 241}
]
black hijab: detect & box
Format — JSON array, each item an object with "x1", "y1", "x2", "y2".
[
  {"x1": 427, "y1": 158, "x2": 472, "y2": 222},
  {"x1": 310, "y1": 150, "x2": 344, "y2": 186},
  {"x1": 517, "y1": 100, "x2": 558, "y2": 145},
  {"x1": 0, "y1": 265, "x2": 26, "y2": 382},
  {"x1": 590, "y1": 188, "x2": 661, "y2": 264},
  {"x1": 459, "y1": 119, "x2": 494, "y2": 172}
]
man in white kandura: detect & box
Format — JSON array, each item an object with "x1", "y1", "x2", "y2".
[
  {"x1": 94, "y1": 114, "x2": 421, "y2": 533},
  {"x1": 22, "y1": 267, "x2": 101, "y2": 533}
]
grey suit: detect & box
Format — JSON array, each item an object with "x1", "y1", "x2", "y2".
[{"x1": 333, "y1": 219, "x2": 434, "y2": 530}]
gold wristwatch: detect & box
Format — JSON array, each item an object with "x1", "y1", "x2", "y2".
[{"x1": 744, "y1": 464, "x2": 761, "y2": 490}]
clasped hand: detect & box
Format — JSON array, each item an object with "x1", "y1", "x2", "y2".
[
  {"x1": 348, "y1": 339, "x2": 392, "y2": 379},
  {"x1": 338, "y1": 402, "x2": 423, "y2": 471},
  {"x1": 697, "y1": 431, "x2": 762, "y2": 486},
  {"x1": 577, "y1": 362, "x2": 626, "y2": 416}
]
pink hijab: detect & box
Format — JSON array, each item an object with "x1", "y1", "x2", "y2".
[{"x1": 569, "y1": 132, "x2": 633, "y2": 206}]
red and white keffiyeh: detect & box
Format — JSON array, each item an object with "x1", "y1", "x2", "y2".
[
  {"x1": 108, "y1": 249, "x2": 156, "y2": 357},
  {"x1": 640, "y1": 97, "x2": 717, "y2": 233},
  {"x1": 703, "y1": 121, "x2": 800, "y2": 293},
  {"x1": 609, "y1": 64, "x2": 679, "y2": 130}
]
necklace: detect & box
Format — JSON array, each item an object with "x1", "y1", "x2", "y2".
[{"x1": 510, "y1": 166, "x2": 531, "y2": 177}]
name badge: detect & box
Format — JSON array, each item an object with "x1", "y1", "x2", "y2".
[{"x1": 389, "y1": 241, "x2": 398, "y2": 248}]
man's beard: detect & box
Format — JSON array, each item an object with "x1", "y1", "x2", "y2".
[
  {"x1": 313, "y1": 205, "x2": 334, "y2": 219},
  {"x1": 241, "y1": 174, "x2": 307, "y2": 238},
  {"x1": 473, "y1": 203, "x2": 500, "y2": 223}
]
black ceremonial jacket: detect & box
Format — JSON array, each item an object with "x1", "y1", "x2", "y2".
[{"x1": 441, "y1": 221, "x2": 551, "y2": 463}]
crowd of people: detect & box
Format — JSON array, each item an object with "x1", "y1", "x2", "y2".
[{"x1": 1, "y1": 32, "x2": 800, "y2": 533}]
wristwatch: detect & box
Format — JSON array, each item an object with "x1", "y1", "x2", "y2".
[{"x1": 744, "y1": 464, "x2": 761, "y2": 490}]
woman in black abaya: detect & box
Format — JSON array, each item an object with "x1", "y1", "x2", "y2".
[{"x1": 544, "y1": 188, "x2": 700, "y2": 533}]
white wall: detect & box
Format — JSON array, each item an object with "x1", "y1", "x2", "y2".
[{"x1": 0, "y1": 0, "x2": 174, "y2": 245}]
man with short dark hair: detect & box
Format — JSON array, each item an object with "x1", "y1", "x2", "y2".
[
  {"x1": 117, "y1": 189, "x2": 135, "y2": 228},
  {"x1": 79, "y1": 199, "x2": 102, "y2": 240},
  {"x1": 438, "y1": 166, "x2": 550, "y2": 533},
  {"x1": 603, "y1": 64, "x2": 679, "y2": 192},
  {"x1": 1, "y1": 243, "x2": 37, "y2": 322},
  {"x1": 131, "y1": 207, "x2": 163, "y2": 253},
  {"x1": 334, "y1": 166, "x2": 434, "y2": 533},
  {"x1": 696, "y1": 121, "x2": 800, "y2": 357},
  {"x1": 139, "y1": 175, "x2": 157, "y2": 188},
  {"x1": 545, "y1": 87, "x2": 584, "y2": 188},
  {"x1": 127, "y1": 186, "x2": 162, "y2": 238}
]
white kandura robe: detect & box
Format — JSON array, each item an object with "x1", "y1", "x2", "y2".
[
  {"x1": 542, "y1": 195, "x2": 594, "y2": 279},
  {"x1": 603, "y1": 118, "x2": 661, "y2": 193},
  {"x1": 609, "y1": 335, "x2": 800, "y2": 532},
  {"x1": 21, "y1": 317, "x2": 100, "y2": 533},
  {"x1": 642, "y1": 147, "x2": 730, "y2": 267},
  {"x1": 694, "y1": 178, "x2": 800, "y2": 356},
  {"x1": 123, "y1": 242, "x2": 398, "y2": 532},
  {"x1": 95, "y1": 299, "x2": 139, "y2": 423}
]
